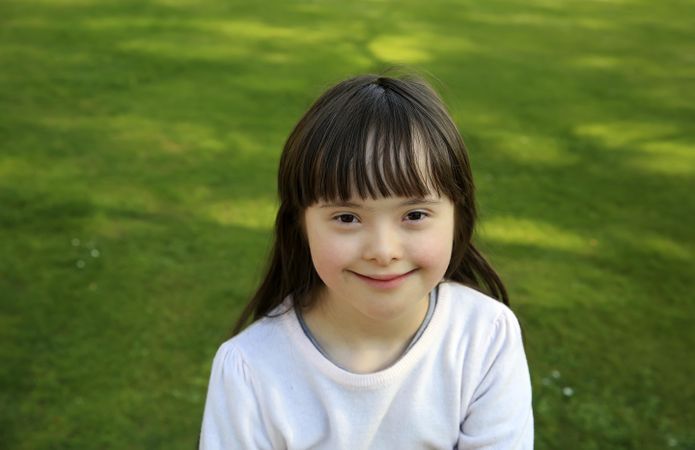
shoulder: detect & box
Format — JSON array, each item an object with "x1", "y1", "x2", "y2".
[
  {"x1": 439, "y1": 281, "x2": 517, "y2": 325},
  {"x1": 202, "y1": 317, "x2": 292, "y2": 449},
  {"x1": 445, "y1": 283, "x2": 533, "y2": 448},
  {"x1": 232, "y1": 309, "x2": 292, "y2": 348},
  {"x1": 435, "y1": 281, "x2": 523, "y2": 353},
  {"x1": 212, "y1": 307, "x2": 297, "y2": 380}
]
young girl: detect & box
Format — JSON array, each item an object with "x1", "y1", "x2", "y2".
[{"x1": 199, "y1": 73, "x2": 533, "y2": 449}]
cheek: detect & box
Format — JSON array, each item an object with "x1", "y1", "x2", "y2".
[
  {"x1": 409, "y1": 237, "x2": 453, "y2": 270},
  {"x1": 408, "y1": 218, "x2": 455, "y2": 271},
  {"x1": 307, "y1": 233, "x2": 352, "y2": 278}
]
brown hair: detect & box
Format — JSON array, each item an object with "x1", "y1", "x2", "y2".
[{"x1": 232, "y1": 73, "x2": 508, "y2": 335}]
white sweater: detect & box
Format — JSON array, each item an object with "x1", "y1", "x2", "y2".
[{"x1": 199, "y1": 281, "x2": 533, "y2": 449}]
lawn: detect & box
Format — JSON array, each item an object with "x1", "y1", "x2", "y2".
[{"x1": 1, "y1": 0, "x2": 694, "y2": 448}]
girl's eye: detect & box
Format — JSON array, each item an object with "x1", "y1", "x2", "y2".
[
  {"x1": 405, "y1": 211, "x2": 428, "y2": 222},
  {"x1": 334, "y1": 213, "x2": 358, "y2": 224}
]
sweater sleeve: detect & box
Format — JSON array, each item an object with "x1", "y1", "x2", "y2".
[
  {"x1": 199, "y1": 342, "x2": 274, "y2": 450},
  {"x1": 458, "y1": 308, "x2": 534, "y2": 449}
]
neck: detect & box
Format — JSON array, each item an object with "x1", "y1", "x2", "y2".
[{"x1": 301, "y1": 287, "x2": 430, "y2": 373}]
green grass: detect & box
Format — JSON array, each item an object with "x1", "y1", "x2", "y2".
[{"x1": 1, "y1": 0, "x2": 693, "y2": 448}]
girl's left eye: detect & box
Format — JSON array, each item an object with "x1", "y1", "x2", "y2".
[
  {"x1": 405, "y1": 211, "x2": 428, "y2": 222},
  {"x1": 334, "y1": 213, "x2": 358, "y2": 224}
]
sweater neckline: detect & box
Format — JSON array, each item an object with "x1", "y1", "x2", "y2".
[
  {"x1": 295, "y1": 286, "x2": 439, "y2": 371},
  {"x1": 282, "y1": 282, "x2": 450, "y2": 389}
]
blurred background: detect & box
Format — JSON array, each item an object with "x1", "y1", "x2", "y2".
[{"x1": 1, "y1": 0, "x2": 693, "y2": 448}]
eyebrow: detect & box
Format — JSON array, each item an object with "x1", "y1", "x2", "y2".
[{"x1": 319, "y1": 198, "x2": 442, "y2": 210}]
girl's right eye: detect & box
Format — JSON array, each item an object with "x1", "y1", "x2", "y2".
[{"x1": 333, "y1": 213, "x2": 359, "y2": 224}]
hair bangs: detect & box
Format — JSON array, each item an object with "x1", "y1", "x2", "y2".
[{"x1": 300, "y1": 87, "x2": 460, "y2": 206}]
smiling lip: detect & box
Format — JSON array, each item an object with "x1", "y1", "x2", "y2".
[
  {"x1": 350, "y1": 269, "x2": 417, "y2": 288},
  {"x1": 360, "y1": 271, "x2": 414, "y2": 281}
]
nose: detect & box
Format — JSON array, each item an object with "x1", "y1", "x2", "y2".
[{"x1": 362, "y1": 222, "x2": 402, "y2": 266}]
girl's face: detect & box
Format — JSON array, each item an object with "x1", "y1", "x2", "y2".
[{"x1": 303, "y1": 193, "x2": 455, "y2": 323}]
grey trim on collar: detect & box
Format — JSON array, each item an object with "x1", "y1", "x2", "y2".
[{"x1": 296, "y1": 285, "x2": 439, "y2": 372}]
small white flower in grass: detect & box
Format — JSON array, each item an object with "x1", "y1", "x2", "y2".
[
  {"x1": 551, "y1": 370, "x2": 561, "y2": 379},
  {"x1": 71, "y1": 238, "x2": 80, "y2": 247},
  {"x1": 76, "y1": 260, "x2": 85, "y2": 269},
  {"x1": 562, "y1": 387, "x2": 574, "y2": 397},
  {"x1": 667, "y1": 436, "x2": 678, "y2": 447},
  {"x1": 541, "y1": 377, "x2": 551, "y2": 386},
  {"x1": 91, "y1": 249, "x2": 100, "y2": 258}
]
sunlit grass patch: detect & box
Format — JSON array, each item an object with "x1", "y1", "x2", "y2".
[
  {"x1": 574, "y1": 121, "x2": 679, "y2": 149},
  {"x1": 633, "y1": 140, "x2": 694, "y2": 176},
  {"x1": 479, "y1": 216, "x2": 590, "y2": 253},
  {"x1": 575, "y1": 121, "x2": 695, "y2": 176},
  {"x1": 206, "y1": 198, "x2": 277, "y2": 230},
  {"x1": 481, "y1": 131, "x2": 579, "y2": 166}
]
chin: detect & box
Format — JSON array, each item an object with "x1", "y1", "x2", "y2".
[{"x1": 362, "y1": 295, "x2": 427, "y2": 321}]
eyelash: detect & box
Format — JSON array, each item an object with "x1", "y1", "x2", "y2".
[{"x1": 331, "y1": 211, "x2": 430, "y2": 225}]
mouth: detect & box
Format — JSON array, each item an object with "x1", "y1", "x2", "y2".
[
  {"x1": 349, "y1": 269, "x2": 418, "y2": 288},
  {"x1": 358, "y1": 270, "x2": 416, "y2": 281}
]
